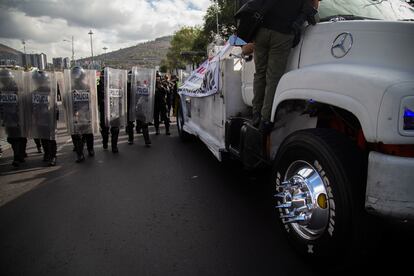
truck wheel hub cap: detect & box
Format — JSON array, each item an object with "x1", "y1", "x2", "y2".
[{"x1": 275, "y1": 160, "x2": 330, "y2": 240}]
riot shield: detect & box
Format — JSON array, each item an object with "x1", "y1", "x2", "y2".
[
  {"x1": 27, "y1": 70, "x2": 57, "y2": 140},
  {"x1": 104, "y1": 68, "x2": 127, "y2": 128},
  {"x1": 0, "y1": 69, "x2": 26, "y2": 139},
  {"x1": 63, "y1": 67, "x2": 99, "y2": 135},
  {"x1": 130, "y1": 67, "x2": 155, "y2": 123}
]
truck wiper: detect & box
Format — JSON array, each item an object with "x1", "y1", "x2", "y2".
[
  {"x1": 320, "y1": 14, "x2": 378, "y2": 22},
  {"x1": 400, "y1": 19, "x2": 414, "y2": 21}
]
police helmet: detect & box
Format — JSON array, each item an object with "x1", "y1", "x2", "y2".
[
  {"x1": 0, "y1": 69, "x2": 13, "y2": 79},
  {"x1": 0, "y1": 69, "x2": 15, "y2": 86},
  {"x1": 32, "y1": 70, "x2": 49, "y2": 85},
  {"x1": 71, "y1": 66, "x2": 85, "y2": 80}
]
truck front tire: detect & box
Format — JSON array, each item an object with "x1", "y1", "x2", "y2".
[{"x1": 272, "y1": 129, "x2": 365, "y2": 260}]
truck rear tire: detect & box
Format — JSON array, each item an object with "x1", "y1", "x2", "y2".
[
  {"x1": 272, "y1": 128, "x2": 365, "y2": 260},
  {"x1": 177, "y1": 100, "x2": 192, "y2": 142}
]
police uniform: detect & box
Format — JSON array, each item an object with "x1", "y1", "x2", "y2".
[
  {"x1": 0, "y1": 69, "x2": 27, "y2": 167},
  {"x1": 154, "y1": 79, "x2": 170, "y2": 135},
  {"x1": 29, "y1": 70, "x2": 58, "y2": 166},
  {"x1": 98, "y1": 72, "x2": 120, "y2": 153},
  {"x1": 68, "y1": 67, "x2": 95, "y2": 163},
  {"x1": 126, "y1": 76, "x2": 151, "y2": 146}
]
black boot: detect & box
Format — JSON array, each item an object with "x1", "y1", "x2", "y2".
[
  {"x1": 127, "y1": 123, "x2": 134, "y2": 145},
  {"x1": 49, "y1": 157, "x2": 57, "y2": 166},
  {"x1": 102, "y1": 135, "x2": 108, "y2": 150},
  {"x1": 101, "y1": 127, "x2": 109, "y2": 150},
  {"x1": 76, "y1": 154, "x2": 85, "y2": 163},
  {"x1": 111, "y1": 127, "x2": 119, "y2": 153},
  {"x1": 252, "y1": 112, "x2": 261, "y2": 128},
  {"x1": 165, "y1": 121, "x2": 171, "y2": 136},
  {"x1": 73, "y1": 135, "x2": 85, "y2": 163},
  {"x1": 259, "y1": 120, "x2": 274, "y2": 134},
  {"x1": 8, "y1": 138, "x2": 22, "y2": 166},
  {"x1": 34, "y1": 138, "x2": 42, "y2": 153},
  {"x1": 19, "y1": 138, "x2": 27, "y2": 162},
  {"x1": 143, "y1": 125, "x2": 151, "y2": 147},
  {"x1": 85, "y1": 134, "x2": 95, "y2": 156},
  {"x1": 41, "y1": 139, "x2": 50, "y2": 162}
]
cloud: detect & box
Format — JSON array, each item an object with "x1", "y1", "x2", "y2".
[{"x1": 0, "y1": 0, "x2": 211, "y2": 60}]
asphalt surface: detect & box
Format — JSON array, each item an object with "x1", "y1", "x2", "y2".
[{"x1": 0, "y1": 124, "x2": 412, "y2": 275}]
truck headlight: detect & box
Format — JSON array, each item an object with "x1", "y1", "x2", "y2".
[
  {"x1": 404, "y1": 108, "x2": 414, "y2": 130},
  {"x1": 400, "y1": 96, "x2": 414, "y2": 135}
]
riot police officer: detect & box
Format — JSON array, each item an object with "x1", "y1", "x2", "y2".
[
  {"x1": 154, "y1": 76, "x2": 170, "y2": 135},
  {"x1": 126, "y1": 71, "x2": 135, "y2": 144},
  {"x1": 28, "y1": 70, "x2": 58, "y2": 166},
  {"x1": 127, "y1": 67, "x2": 154, "y2": 146},
  {"x1": 0, "y1": 69, "x2": 27, "y2": 167},
  {"x1": 64, "y1": 66, "x2": 98, "y2": 163},
  {"x1": 98, "y1": 68, "x2": 127, "y2": 153}
]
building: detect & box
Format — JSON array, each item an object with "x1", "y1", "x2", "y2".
[
  {"x1": 0, "y1": 43, "x2": 23, "y2": 66},
  {"x1": 52, "y1": 57, "x2": 63, "y2": 70},
  {"x1": 39, "y1": 53, "x2": 47, "y2": 70},
  {"x1": 21, "y1": 53, "x2": 47, "y2": 69},
  {"x1": 63, "y1": 57, "x2": 70, "y2": 69}
]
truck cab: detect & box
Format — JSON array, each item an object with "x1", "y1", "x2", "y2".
[{"x1": 178, "y1": 0, "x2": 414, "y2": 259}]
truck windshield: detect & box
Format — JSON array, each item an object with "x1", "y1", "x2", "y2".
[{"x1": 319, "y1": 0, "x2": 414, "y2": 21}]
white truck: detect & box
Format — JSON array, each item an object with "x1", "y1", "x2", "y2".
[{"x1": 177, "y1": 0, "x2": 414, "y2": 258}]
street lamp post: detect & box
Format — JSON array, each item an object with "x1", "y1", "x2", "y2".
[
  {"x1": 63, "y1": 36, "x2": 75, "y2": 66},
  {"x1": 21, "y1": 40, "x2": 27, "y2": 68},
  {"x1": 88, "y1": 30, "x2": 94, "y2": 68},
  {"x1": 102, "y1": 46, "x2": 108, "y2": 67},
  {"x1": 21, "y1": 40, "x2": 26, "y2": 55}
]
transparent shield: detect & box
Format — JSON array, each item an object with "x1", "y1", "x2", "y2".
[
  {"x1": 0, "y1": 70, "x2": 26, "y2": 139},
  {"x1": 130, "y1": 67, "x2": 155, "y2": 123},
  {"x1": 63, "y1": 68, "x2": 99, "y2": 135},
  {"x1": 27, "y1": 70, "x2": 57, "y2": 140},
  {"x1": 104, "y1": 68, "x2": 127, "y2": 128}
]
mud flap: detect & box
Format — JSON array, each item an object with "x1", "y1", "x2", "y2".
[{"x1": 240, "y1": 123, "x2": 269, "y2": 169}]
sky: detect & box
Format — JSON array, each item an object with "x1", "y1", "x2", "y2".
[{"x1": 0, "y1": 0, "x2": 211, "y2": 60}]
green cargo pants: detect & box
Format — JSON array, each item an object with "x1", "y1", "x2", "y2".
[{"x1": 253, "y1": 28, "x2": 294, "y2": 121}]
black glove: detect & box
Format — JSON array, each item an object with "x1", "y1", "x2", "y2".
[
  {"x1": 291, "y1": 16, "x2": 304, "y2": 48},
  {"x1": 303, "y1": 3, "x2": 318, "y2": 26}
]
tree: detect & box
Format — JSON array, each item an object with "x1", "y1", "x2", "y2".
[
  {"x1": 164, "y1": 1, "x2": 238, "y2": 72},
  {"x1": 164, "y1": 26, "x2": 205, "y2": 72},
  {"x1": 202, "y1": 0, "x2": 237, "y2": 41}
]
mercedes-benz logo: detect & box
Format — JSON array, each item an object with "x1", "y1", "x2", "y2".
[{"x1": 331, "y1": 32, "x2": 353, "y2": 58}]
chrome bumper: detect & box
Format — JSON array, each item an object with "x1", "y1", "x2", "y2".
[{"x1": 365, "y1": 151, "x2": 414, "y2": 222}]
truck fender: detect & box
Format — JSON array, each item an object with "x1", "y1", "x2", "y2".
[{"x1": 271, "y1": 64, "x2": 414, "y2": 143}]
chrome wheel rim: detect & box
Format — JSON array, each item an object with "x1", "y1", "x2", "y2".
[{"x1": 276, "y1": 160, "x2": 330, "y2": 241}]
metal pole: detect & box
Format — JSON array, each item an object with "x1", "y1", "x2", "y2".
[
  {"x1": 22, "y1": 40, "x2": 26, "y2": 54},
  {"x1": 22, "y1": 40, "x2": 27, "y2": 68},
  {"x1": 103, "y1": 47, "x2": 108, "y2": 66},
  {"x1": 71, "y1": 35, "x2": 75, "y2": 65},
  {"x1": 88, "y1": 30, "x2": 94, "y2": 67}
]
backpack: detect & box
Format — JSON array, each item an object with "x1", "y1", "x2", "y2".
[{"x1": 234, "y1": 0, "x2": 278, "y2": 43}]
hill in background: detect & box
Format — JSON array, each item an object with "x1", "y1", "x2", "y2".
[{"x1": 79, "y1": 36, "x2": 172, "y2": 69}]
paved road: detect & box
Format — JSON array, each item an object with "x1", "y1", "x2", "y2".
[{"x1": 0, "y1": 125, "x2": 412, "y2": 275}]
